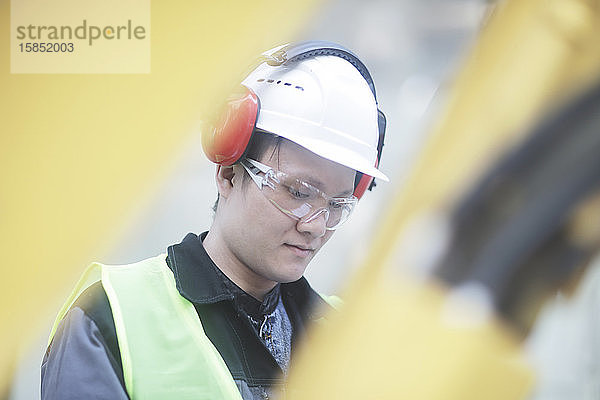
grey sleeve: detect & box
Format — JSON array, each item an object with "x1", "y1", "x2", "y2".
[{"x1": 41, "y1": 307, "x2": 129, "y2": 400}]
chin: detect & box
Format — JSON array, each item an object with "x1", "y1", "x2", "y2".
[
  {"x1": 272, "y1": 266, "x2": 306, "y2": 284},
  {"x1": 278, "y1": 274, "x2": 304, "y2": 284}
]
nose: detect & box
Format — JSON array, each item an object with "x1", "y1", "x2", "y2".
[{"x1": 296, "y1": 208, "x2": 328, "y2": 238}]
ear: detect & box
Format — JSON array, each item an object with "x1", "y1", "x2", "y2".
[{"x1": 215, "y1": 164, "x2": 236, "y2": 198}]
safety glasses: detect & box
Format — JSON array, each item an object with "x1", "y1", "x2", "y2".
[{"x1": 241, "y1": 158, "x2": 358, "y2": 230}]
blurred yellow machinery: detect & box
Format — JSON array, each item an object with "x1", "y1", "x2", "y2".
[
  {"x1": 0, "y1": 1, "x2": 321, "y2": 397},
  {"x1": 285, "y1": 0, "x2": 600, "y2": 398}
]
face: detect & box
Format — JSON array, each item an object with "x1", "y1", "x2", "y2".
[{"x1": 216, "y1": 139, "x2": 356, "y2": 286}]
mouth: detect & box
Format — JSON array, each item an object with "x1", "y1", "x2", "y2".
[{"x1": 284, "y1": 243, "x2": 315, "y2": 258}]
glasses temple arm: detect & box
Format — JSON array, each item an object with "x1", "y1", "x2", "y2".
[{"x1": 241, "y1": 161, "x2": 267, "y2": 189}]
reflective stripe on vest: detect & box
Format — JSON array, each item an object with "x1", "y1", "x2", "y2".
[{"x1": 49, "y1": 255, "x2": 243, "y2": 400}]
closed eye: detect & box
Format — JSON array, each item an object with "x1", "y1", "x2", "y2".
[{"x1": 287, "y1": 185, "x2": 310, "y2": 199}]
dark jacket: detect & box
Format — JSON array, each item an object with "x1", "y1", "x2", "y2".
[{"x1": 41, "y1": 232, "x2": 332, "y2": 400}]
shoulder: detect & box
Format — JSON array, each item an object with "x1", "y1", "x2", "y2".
[
  {"x1": 319, "y1": 294, "x2": 344, "y2": 310},
  {"x1": 71, "y1": 281, "x2": 121, "y2": 363},
  {"x1": 282, "y1": 277, "x2": 337, "y2": 318},
  {"x1": 72, "y1": 281, "x2": 114, "y2": 326},
  {"x1": 42, "y1": 282, "x2": 126, "y2": 396}
]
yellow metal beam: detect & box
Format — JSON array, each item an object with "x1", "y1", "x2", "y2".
[
  {"x1": 0, "y1": 0, "x2": 322, "y2": 392},
  {"x1": 286, "y1": 0, "x2": 600, "y2": 398}
]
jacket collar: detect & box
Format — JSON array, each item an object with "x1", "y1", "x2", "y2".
[
  {"x1": 166, "y1": 232, "x2": 330, "y2": 320},
  {"x1": 167, "y1": 232, "x2": 233, "y2": 304}
]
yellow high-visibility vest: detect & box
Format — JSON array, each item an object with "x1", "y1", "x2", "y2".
[{"x1": 49, "y1": 255, "x2": 243, "y2": 400}]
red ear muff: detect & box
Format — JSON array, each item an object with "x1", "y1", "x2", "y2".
[
  {"x1": 202, "y1": 86, "x2": 259, "y2": 166},
  {"x1": 353, "y1": 109, "x2": 386, "y2": 199},
  {"x1": 353, "y1": 155, "x2": 378, "y2": 199},
  {"x1": 353, "y1": 171, "x2": 374, "y2": 200}
]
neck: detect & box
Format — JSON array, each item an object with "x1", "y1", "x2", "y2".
[{"x1": 203, "y1": 227, "x2": 277, "y2": 301}]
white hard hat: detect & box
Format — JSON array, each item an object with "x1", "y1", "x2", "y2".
[{"x1": 241, "y1": 48, "x2": 389, "y2": 182}]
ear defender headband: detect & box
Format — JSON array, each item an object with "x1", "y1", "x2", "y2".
[{"x1": 203, "y1": 40, "x2": 386, "y2": 199}]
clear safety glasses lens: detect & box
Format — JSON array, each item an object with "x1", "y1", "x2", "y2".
[{"x1": 241, "y1": 158, "x2": 357, "y2": 230}]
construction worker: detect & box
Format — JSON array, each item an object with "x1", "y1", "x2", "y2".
[{"x1": 40, "y1": 41, "x2": 388, "y2": 400}]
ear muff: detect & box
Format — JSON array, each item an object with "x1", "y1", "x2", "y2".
[
  {"x1": 353, "y1": 109, "x2": 386, "y2": 199},
  {"x1": 202, "y1": 86, "x2": 259, "y2": 166}
]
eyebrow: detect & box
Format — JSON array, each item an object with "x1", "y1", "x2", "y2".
[
  {"x1": 267, "y1": 157, "x2": 353, "y2": 197},
  {"x1": 296, "y1": 174, "x2": 353, "y2": 197}
]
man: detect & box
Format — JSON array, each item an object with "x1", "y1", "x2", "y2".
[{"x1": 41, "y1": 41, "x2": 388, "y2": 400}]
